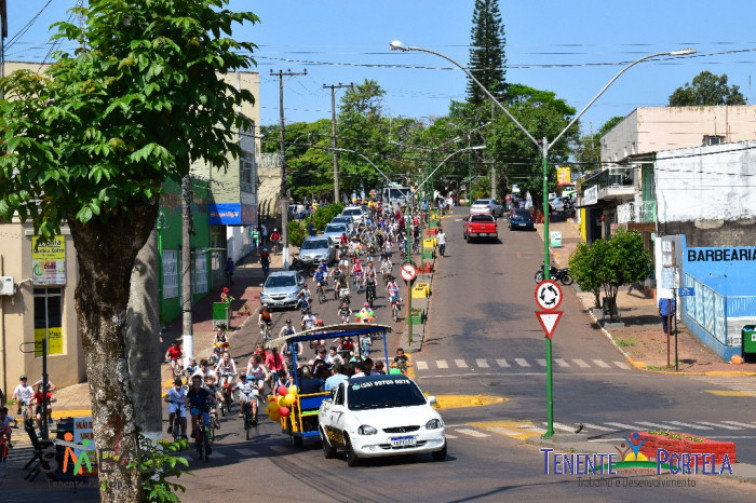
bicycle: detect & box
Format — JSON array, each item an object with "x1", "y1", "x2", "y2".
[
  {"x1": 260, "y1": 322, "x2": 272, "y2": 342},
  {"x1": 391, "y1": 296, "x2": 401, "y2": 322},
  {"x1": 171, "y1": 406, "x2": 186, "y2": 443},
  {"x1": 196, "y1": 415, "x2": 211, "y2": 462},
  {"x1": 219, "y1": 376, "x2": 233, "y2": 417},
  {"x1": 316, "y1": 283, "x2": 327, "y2": 304},
  {"x1": 0, "y1": 435, "x2": 8, "y2": 463},
  {"x1": 242, "y1": 395, "x2": 259, "y2": 441},
  {"x1": 208, "y1": 409, "x2": 218, "y2": 443}
]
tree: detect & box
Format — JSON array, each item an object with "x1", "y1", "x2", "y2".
[
  {"x1": 568, "y1": 240, "x2": 608, "y2": 309},
  {"x1": 467, "y1": 0, "x2": 507, "y2": 106},
  {"x1": 599, "y1": 230, "x2": 651, "y2": 321},
  {"x1": 0, "y1": 1, "x2": 257, "y2": 501},
  {"x1": 668, "y1": 71, "x2": 746, "y2": 106}
]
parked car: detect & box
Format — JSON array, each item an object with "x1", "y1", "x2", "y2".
[
  {"x1": 329, "y1": 216, "x2": 354, "y2": 232},
  {"x1": 318, "y1": 374, "x2": 446, "y2": 466},
  {"x1": 509, "y1": 208, "x2": 535, "y2": 231},
  {"x1": 469, "y1": 199, "x2": 504, "y2": 218},
  {"x1": 260, "y1": 271, "x2": 305, "y2": 309},
  {"x1": 463, "y1": 214, "x2": 498, "y2": 242},
  {"x1": 298, "y1": 236, "x2": 336, "y2": 265},
  {"x1": 323, "y1": 223, "x2": 349, "y2": 246},
  {"x1": 550, "y1": 196, "x2": 573, "y2": 213},
  {"x1": 341, "y1": 206, "x2": 366, "y2": 224}
]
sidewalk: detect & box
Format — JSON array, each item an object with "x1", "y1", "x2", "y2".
[{"x1": 536, "y1": 219, "x2": 756, "y2": 375}]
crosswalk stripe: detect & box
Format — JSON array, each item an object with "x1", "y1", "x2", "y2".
[
  {"x1": 518, "y1": 423, "x2": 547, "y2": 434},
  {"x1": 582, "y1": 423, "x2": 616, "y2": 432},
  {"x1": 555, "y1": 358, "x2": 570, "y2": 368},
  {"x1": 209, "y1": 451, "x2": 226, "y2": 459},
  {"x1": 445, "y1": 434, "x2": 458, "y2": 439},
  {"x1": 455, "y1": 359, "x2": 468, "y2": 368},
  {"x1": 721, "y1": 421, "x2": 756, "y2": 429},
  {"x1": 416, "y1": 361, "x2": 429, "y2": 370},
  {"x1": 235, "y1": 448, "x2": 258, "y2": 456},
  {"x1": 696, "y1": 421, "x2": 741, "y2": 431},
  {"x1": 476, "y1": 359, "x2": 489, "y2": 368},
  {"x1": 592, "y1": 359, "x2": 610, "y2": 368},
  {"x1": 552, "y1": 422, "x2": 578, "y2": 433},
  {"x1": 514, "y1": 358, "x2": 530, "y2": 367},
  {"x1": 604, "y1": 422, "x2": 639, "y2": 430},
  {"x1": 613, "y1": 361, "x2": 631, "y2": 370},
  {"x1": 496, "y1": 359, "x2": 510, "y2": 367},
  {"x1": 455, "y1": 428, "x2": 490, "y2": 438},
  {"x1": 436, "y1": 359, "x2": 448, "y2": 369},
  {"x1": 572, "y1": 359, "x2": 590, "y2": 368},
  {"x1": 635, "y1": 421, "x2": 677, "y2": 430},
  {"x1": 665, "y1": 421, "x2": 713, "y2": 430},
  {"x1": 536, "y1": 359, "x2": 547, "y2": 367}
]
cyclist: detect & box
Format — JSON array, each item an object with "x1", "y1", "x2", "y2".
[
  {"x1": 265, "y1": 346, "x2": 286, "y2": 389},
  {"x1": 191, "y1": 359, "x2": 218, "y2": 385},
  {"x1": 246, "y1": 354, "x2": 269, "y2": 396},
  {"x1": 295, "y1": 291, "x2": 310, "y2": 314},
  {"x1": 235, "y1": 373, "x2": 259, "y2": 422},
  {"x1": 337, "y1": 300, "x2": 352, "y2": 323},
  {"x1": 386, "y1": 277, "x2": 400, "y2": 301},
  {"x1": 186, "y1": 375, "x2": 216, "y2": 448},
  {"x1": 12, "y1": 375, "x2": 33, "y2": 417},
  {"x1": 202, "y1": 375, "x2": 222, "y2": 429},
  {"x1": 314, "y1": 267, "x2": 327, "y2": 299},
  {"x1": 215, "y1": 352, "x2": 237, "y2": 403},
  {"x1": 164, "y1": 340, "x2": 183, "y2": 376},
  {"x1": 363, "y1": 271, "x2": 377, "y2": 306},
  {"x1": 260, "y1": 247, "x2": 271, "y2": 276},
  {"x1": 380, "y1": 255, "x2": 392, "y2": 284},
  {"x1": 390, "y1": 347, "x2": 413, "y2": 375},
  {"x1": 165, "y1": 378, "x2": 188, "y2": 438},
  {"x1": 0, "y1": 406, "x2": 12, "y2": 448},
  {"x1": 258, "y1": 303, "x2": 273, "y2": 340},
  {"x1": 31, "y1": 384, "x2": 55, "y2": 432},
  {"x1": 279, "y1": 318, "x2": 296, "y2": 338},
  {"x1": 301, "y1": 309, "x2": 317, "y2": 331},
  {"x1": 183, "y1": 358, "x2": 199, "y2": 381}
]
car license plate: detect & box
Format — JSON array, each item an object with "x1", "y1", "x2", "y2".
[{"x1": 390, "y1": 436, "x2": 416, "y2": 448}]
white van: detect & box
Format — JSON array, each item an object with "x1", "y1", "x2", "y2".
[{"x1": 382, "y1": 186, "x2": 411, "y2": 207}]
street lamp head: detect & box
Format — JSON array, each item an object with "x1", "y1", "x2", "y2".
[
  {"x1": 389, "y1": 40, "x2": 408, "y2": 52},
  {"x1": 470, "y1": 145, "x2": 486, "y2": 150},
  {"x1": 668, "y1": 48, "x2": 696, "y2": 56}
]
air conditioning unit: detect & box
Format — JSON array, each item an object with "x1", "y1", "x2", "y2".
[{"x1": 0, "y1": 277, "x2": 15, "y2": 296}]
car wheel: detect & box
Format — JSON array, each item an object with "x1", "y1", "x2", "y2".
[
  {"x1": 432, "y1": 442, "x2": 447, "y2": 462},
  {"x1": 321, "y1": 430, "x2": 337, "y2": 459},
  {"x1": 345, "y1": 435, "x2": 359, "y2": 467}
]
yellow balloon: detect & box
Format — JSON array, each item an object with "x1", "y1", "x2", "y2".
[
  {"x1": 269, "y1": 409, "x2": 281, "y2": 421},
  {"x1": 282, "y1": 393, "x2": 295, "y2": 407},
  {"x1": 287, "y1": 385, "x2": 298, "y2": 396}
]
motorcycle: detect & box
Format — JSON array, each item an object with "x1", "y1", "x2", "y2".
[
  {"x1": 289, "y1": 258, "x2": 318, "y2": 277},
  {"x1": 534, "y1": 263, "x2": 573, "y2": 286}
]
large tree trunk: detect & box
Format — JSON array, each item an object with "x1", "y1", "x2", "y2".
[{"x1": 68, "y1": 202, "x2": 158, "y2": 503}]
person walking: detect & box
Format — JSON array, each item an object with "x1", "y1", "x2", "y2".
[
  {"x1": 261, "y1": 223, "x2": 268, "y2": 245},
  {"x1": 437, "y1": 227, "x2": 447, "y2": 257},
  {"x1": 658, "y1": 297, "x2": 676, "y2": 337}
]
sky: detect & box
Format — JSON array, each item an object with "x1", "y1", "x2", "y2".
[{"x1": 5, "y1": 1, "x2": 756, "y2": 138}]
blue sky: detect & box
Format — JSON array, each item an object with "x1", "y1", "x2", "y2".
[{"x1": 6, "y1": 1, "x2": 756, "y2": 136}]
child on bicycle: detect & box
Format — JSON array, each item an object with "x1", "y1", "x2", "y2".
[
  {"x1": 165, "y1": 378, "x2": 188, "y2": 438},
  {"x1": 202, "y1": 375, "x2": 221, "y2": 429},
  {"x1": 235, "y1": 373, "x2": 259, "y2": 422},
  {"x1": 0, "y1": 406, "x2": 13, "y2": 448},
  {"x1": 337, "y1": 300, "x2": 352, "y2": 323},
  {"x1": 12, "y1": 375, "x2": 33, "y2": 417},
  {"x1": 165, "y1": 340, "x2": 183, "y2": 376},
  {"x1": 31, "y1": 384, "x2": 55, "y2": 431},
  {"x1": 187, "y1": 375, "x2": 216, "y2": 444},
  {"x1": 258, "y1": 304, "x2": 273, "y2": 340}
]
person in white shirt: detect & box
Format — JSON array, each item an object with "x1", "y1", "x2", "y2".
[
  {"x1": 192, "y1": 359, "x2": 218, "y2": 385},
  {"x1": 12, "y1": 375, "x2": 33, "y2": 416},
  {"x1": 437, "y1": 228, "x2": 447, "y2": 257},
  {"x1": 301, "y1": 311, "x2": 317, "y2": 331},
  {"x1": 164, "y1": 378, "x2": 188, "y2": 438}
]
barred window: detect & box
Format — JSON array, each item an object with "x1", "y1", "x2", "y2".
[
  {"x1": 163, "y1": 250, "x2": 179, "y2": 299},
  {"x1": 193, "y1": 252, "x2": 208, "y2": 294}
]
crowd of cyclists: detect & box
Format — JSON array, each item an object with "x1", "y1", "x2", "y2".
[{"x1": 164, "y1": 198, "x2": 440, "y2": 457}]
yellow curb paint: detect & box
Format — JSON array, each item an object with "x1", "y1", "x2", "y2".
[
  {"x1": 469, "y1": 420, "x2": 542, "y2": 441},
  {"x1": 433, "y1": 394, "x2": 507, "y2": 410},
  {"x1": 705, "y1": 390, "x2": 756, "y2": 397}
]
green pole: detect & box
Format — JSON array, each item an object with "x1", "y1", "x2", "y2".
[
  {"x1": 406, "y1": 200, "x2": 413, "y2": 344},
  {"x1": 467, "y1": 147, "x2": 472, "y2": 206},
  {"x1": 542, "y1": 138, "x2": 554, "y2": 439}
]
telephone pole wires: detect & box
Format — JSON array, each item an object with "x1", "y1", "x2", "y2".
[{"x1": 323, "y1": 82, "x2": 353, "y2": 203}]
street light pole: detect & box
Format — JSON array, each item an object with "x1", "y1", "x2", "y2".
[{"x1": 390, "y1": 40, "x2": 696, "y2": 438}]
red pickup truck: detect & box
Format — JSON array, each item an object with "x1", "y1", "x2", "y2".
[{"x1": 464, "y1": 214, "x2": 498, "y2": 242}]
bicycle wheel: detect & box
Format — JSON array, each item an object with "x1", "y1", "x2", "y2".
[
  {"x1": 0, "y1": 441, "x2": 7, "y2": 463},
  {"x1": 202, "y1": 429, "x2": 210, "y2": 462},
  {"x1": 209, "y1": 416, "x2": 216, "y2": 442},
  {"x1": 393, "y1": 304, "x2": 399, "y2": 322},
  {"x1": 534, "y1": 271, "x2": 544, "y2": 283},
  {"x1": 245, "y1": 408, "x2": 252, "y2": 441}
]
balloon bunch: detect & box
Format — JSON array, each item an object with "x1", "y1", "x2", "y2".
[
  {"x1": 265, "y1": 384, "x2": 298, "y2": 421},
  {"x1": 355, "y1": 310, "x2": 375, "y2": 323}
]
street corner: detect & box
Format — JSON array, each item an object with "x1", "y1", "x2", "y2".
[
  {"x1": 468, "y1": 419, "x2": 545, "y2": 441},
  {"x1": 432, "y1": 394, "x2": 508, "y2": 410}
]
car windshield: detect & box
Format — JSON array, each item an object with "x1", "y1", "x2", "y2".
[
  {"x1": 389, "y1": 188, "x2": 410, "y2": 199},
  {"x1": 301, "y1": 239, "x2": 328, "y2": 250},
  {"x1": 331, "y1": 217, "x2": 350, "y2": 225},
  {"x1": 264, "y1": 275, "x2": 296, "y2": 288},
  {"x1": 347, "y1": 378, "x2": 426, "y2": 410},
  {"x1": 325, "y1": 224, "x2": 346, "y2": 233},
  {"x1": 343, "y1": 209, "x2": 361, "y2": 216},
  {"x1": 473, "y1": 200, "x2": 491, "y2": 206},
  {"x1": 514, "y1": 209, "x2": 531, "y2": 218},
  {"x1": 470, "y1": 215, "x2": 494, "y2": 222}
]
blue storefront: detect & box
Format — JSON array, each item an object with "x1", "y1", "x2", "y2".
[{"x1": 680, "y1": 238, "x2": 756, "y2": 361}]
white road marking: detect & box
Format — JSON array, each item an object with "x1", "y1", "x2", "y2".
[
  {"x1": 603, "y1": 422, "x2": 639, "y2": 431},
  {"x1": 665, "y1": 421, "x2": 713, "y2": 430},
  {"x1": 496, "y1": 359, "x2": 510, "y2": 367},
  {"x1": 552, "y1": 422, "x2": 578, "y2": 433},
  {"x1": 635, "y1": 421, "x2": 678, "y2": 430},
  {"x1": 235, "y1": 448, "x2": 259, "y2": 456},
  {"x1": 572, "y1": 359, "x2": 590, "y2": 368},
  {"x1": 696, "y1": 421, "x2": 741, "y2": 431},
  {"x1": 436, "y1": 359, "x2": 449, "y2": 369},
  {"x1": 582, "y1": 423, "x2": 616, "y2": 432},
  {"x1": 455, "y1": 428, "x2": 490, "y2": 438},
  {"x1": 592, "y1": 359, "x2": 611, "y2": 368},
  {"x1": 487, "y1": 426, "x2": 529, "y2": 437},
  {"x1": 514, "y1": 358, "x2": 530, "y2": 367},
  {"x1": 555, "y1": 358, "x2": 570, "y2": 368},
  {"x1": 416, "y1": 361, "x2": 429, "y2": 370},
  {"x1": 518, "y1": 423, "x2": 547, "y2": 434},
  {"x1": 722, "y1": 420, "x2": 756, "y2": 429},
  {"x1": 476, "y1": 359, "x2": 489, "y2": 368},
  {"x1": 209, "y1": 451, "x2": 226, "y2": 459},
  {"x1": 536, "y1": 359, "x2": 547, "y2": 367},
  {"x1": 445, "y1": 434, "x2": 458, "y2": 439},
  {"x1": 455, "y1": 359, "x2": 468, "y2": 368},
  {"x1": 613, "y1": 361, "x2": 631, "y2": 370}
]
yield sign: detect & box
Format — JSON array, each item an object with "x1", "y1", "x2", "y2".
[{"x1": 535, "y1": 311, "x2": 563, "y2": 339}]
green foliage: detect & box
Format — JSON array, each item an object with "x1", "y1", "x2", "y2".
[
  {"x1": 311, "y1": 203, "x2": 344, "y2": 231},
  {"x1": 668, "y1": 71, "x2": 746, "y2": 106},
  {"x1": 0, "y1": 0, "x2": 259, "y2": 239},
  {"x1": 288, "y1": 220, "x2": 306, "y2": 248},
  {"x1": 601, "y1": 230, "x2": 651, "y2": 320},
  {"x1": 568, "y1": 240, "x2": 607, "y2": 309},
  {"x1": 123, "y1": 433, "x2": 192, "y2": 503},
  {"x1": 467, "y1": 0, "x2": 507, "y2": 105}
]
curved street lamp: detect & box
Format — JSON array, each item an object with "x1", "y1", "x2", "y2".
[{"x1": 390, "y1": 40, "x2": 696, "y2": 438}]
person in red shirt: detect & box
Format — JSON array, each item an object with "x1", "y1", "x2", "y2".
[
  {"x1": 31, "y1": 384, "x2": 56, "y2": 431},
  {"x1": 165, "y1": 340, "x2": 183, "y2": 376},
  {"x1": 270, "y1": 229, "x2": 282, "y2": 247},
  {"x1": 265, "y1": 347, "x2": 286, "y2": 389}
]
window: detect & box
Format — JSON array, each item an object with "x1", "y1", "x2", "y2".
[
  {"x1": 241, "y1": 152, "x2": 255, "y2": 191},
  {"x1": 34, "y1": 288, "x2": 63, "y2": 356},
  {"x1": 163, "y1": 250, "x2": 179, "y2": 299},
  {"x1": 703, "y1": 135, "x2": 724, "y2": 146},
  {"x1": 193, "y1": 252, "x2": 208, "y2": 294}
]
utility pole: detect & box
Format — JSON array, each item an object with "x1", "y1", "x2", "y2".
[
  {"x1": 323, "y1": 82, "x2": 353, "y2": 204},
  {"x1": 0, "y1": 0, "x2": 7, "y2": 99},
  {"x1": 272, "y1": 68, "x2": 307, "y2": 268},
  {"x1": 181, "y1": 175, "x2": 194, "y2": 362}
]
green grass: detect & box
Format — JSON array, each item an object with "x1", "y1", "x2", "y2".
[
  {"x1": 615, "y1": 337, "x2": 636, "y2": 348},
  {"x1": 645, "y1": 365, "x2": 674, "y2": 370}
]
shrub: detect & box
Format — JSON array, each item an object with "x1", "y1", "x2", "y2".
[
  {"x1": 288, "y1": 220, "x2": 307, "y2": 247},
  {"x1": 311, "y1": 202, "x2": 344, "y2": 231}
]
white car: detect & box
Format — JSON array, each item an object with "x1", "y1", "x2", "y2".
[
  {"x1": 318, "y1": 374, "x2": 447, "y2": 466},
  {"x1": 469, "y1": 199, "x2": 504, "y2": 218},
  {"x1": 341, "y1": 206, "x2": 366, "y2": 224}
]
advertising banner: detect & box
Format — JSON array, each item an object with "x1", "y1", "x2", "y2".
[{"x1": 31, "y1": 235, "x2": 66, "y2": 285}]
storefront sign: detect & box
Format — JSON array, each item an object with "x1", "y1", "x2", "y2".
[
  {"x1": 583, "y1": 185, "x2": 598, "y2": 206},
  {"x1": 31, "y1": 235, "x2": 66, "y2": 285}
]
